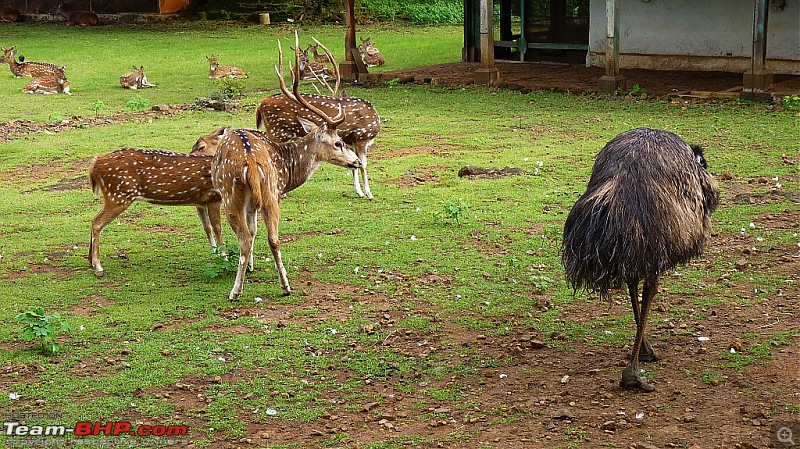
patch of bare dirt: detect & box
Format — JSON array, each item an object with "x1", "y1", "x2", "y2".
[{"x1": 374, "y1": 61, "x2": 800, "y2": 100}]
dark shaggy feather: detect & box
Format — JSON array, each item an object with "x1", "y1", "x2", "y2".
[{"x1": 562, "y1": 128, "x2": 719, "y2": 294}]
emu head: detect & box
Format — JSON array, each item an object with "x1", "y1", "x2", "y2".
[{"x1": 690, "y1": 145, "x2": 708, "y2": 169}]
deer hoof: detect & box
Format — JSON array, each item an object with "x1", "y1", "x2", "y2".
[{"x1": 94, "y1": 270, "x2": 105, "y2": 278}]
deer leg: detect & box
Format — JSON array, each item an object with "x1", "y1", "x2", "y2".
[
  {"x1": 246, "y1": 209, "x2": 258, "y2": 271},
  {"x1": 195, "y1": 205, "x2": 218, "y2": 248},
  {"x1": 353, "y1": 140, "x2": 373, "y2": 200},
  {"x1": 207, "y1": 201, "x2": 224, "y2": 249},
  {"x1": 621, "y1": 277, "x2": 658, "y2": 392},
  {"x1": 89, "y1": 200, "x2": 131, "y2": 277},
  {"x1": 262, "y1": 200, "x2": 290, "y2": 296},
  {"x1": 225, "y1": 205, "x2": 252, "y2": 301},
  {"x1": 627, "y1": 281, "x2": 660, "y2": 362}
]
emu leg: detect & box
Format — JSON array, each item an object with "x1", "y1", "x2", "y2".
[
  {"x1": 627, "y1": 280, "x2": 660, "y2": 362},
  {"x1": 621, "y1": 277, "x2": 658, "y2": 392}
]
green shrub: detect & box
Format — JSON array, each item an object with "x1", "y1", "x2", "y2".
[{"x1": 15, "y1": 307, "x2": 71, "y2": 354}]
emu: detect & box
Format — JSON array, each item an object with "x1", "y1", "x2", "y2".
[{"x1": 562, "y1": 128, "x2": 719, "y2": 392}]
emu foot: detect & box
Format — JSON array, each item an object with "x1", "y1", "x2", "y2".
[
  {"x1": 620, "y1": 366, "x2": 655, "y2": 392},
  {"x1": 638, "y1": 339, "x2": 660, "y2": 362}
]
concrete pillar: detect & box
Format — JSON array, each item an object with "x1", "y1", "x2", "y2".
[
  {"x1": 598, "y1": 0, "x2": 626, "y2": 94},
  {"x1": 742, "y1": 0, "x2": 773, "y2": 101}
]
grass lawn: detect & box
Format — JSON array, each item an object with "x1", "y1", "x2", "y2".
[{"x1": 0, "y1": 21, "x2": 798, "y2": 449}]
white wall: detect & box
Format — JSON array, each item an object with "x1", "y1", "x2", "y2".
[{"x1": 587, "y1": 0, "x2": 800, "y2": 74}]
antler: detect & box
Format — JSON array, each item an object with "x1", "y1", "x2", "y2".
[
  {"x1": 276, "y1": 31, "x2": 345, "y2": 129},
  {"x1": 308, "y1": 37, "x2": 340, "y2": 98}
]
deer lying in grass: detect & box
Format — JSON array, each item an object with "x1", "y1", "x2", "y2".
[
  {"x1": 119, "y1": 65, "x2": 156, "y2": 89},
  {"x1": 256, "y1": 37, "x2": 381, "y2": 199},
  {"x1": 212, "y1": 33, "x2": 361, "y2": 300},
  {"x1": 56, "y1": 2, "x2": 100, "y2": 26},
  {"x1": 0, "y1": 6, "x2": 24, "y2": 22},
  {"x1": 23, "y1": 66, "x2": 71, "y2": 95},
  {"x1": 0, "y1": 45, "x2": 61, "y2": 78},
  {"x1": 87, "y1": 128, "x2": 227, "y2": 277},
  {"x1": 307, "y1": 43, "x2": 332, "y2": 64},
  {"x1": 294, "y1": 46, "x2": 333, "y2": 80},
  {"x1": 357, "y1": 37, "x2": 385, "y2": 67},
  {"x1": 206, "y1": 54, "x2": 248, "y2": 79}
]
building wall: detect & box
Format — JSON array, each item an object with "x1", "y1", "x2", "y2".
[{"x1": 587, "y1": 0, "x2": 800, "y2": 74}]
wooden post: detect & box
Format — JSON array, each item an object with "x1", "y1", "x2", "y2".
[
  {"x1": 474, "y1": 0, "x2": 500, "y2": 85},
  {"x1": 598, "y1": 0, "x2": 625, "y2": 94},
  {"x1": 742, "y1": 0, "x2": 773, "y2": 99},
  {"x1": 339, "y1": 0, "x2": 361, "y2": 81}
]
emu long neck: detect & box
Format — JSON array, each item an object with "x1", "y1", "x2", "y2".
[{"x1": 277, "y1": 141, "x2": 322, "y2": 194}]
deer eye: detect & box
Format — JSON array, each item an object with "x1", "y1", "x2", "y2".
[{"x1": 335, "y1": 141, "x2": 344, "y2": 150}]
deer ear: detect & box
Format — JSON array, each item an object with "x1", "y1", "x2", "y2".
[{"x1": 298, "y1": 117, "x2": 318, "y2": 134}]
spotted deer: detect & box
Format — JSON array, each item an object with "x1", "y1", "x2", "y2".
[
  {"x1": 293, "y1": 45, "x2": 333, "y2": 80},
  {"x1": 56, "y1": 3, "x2": 100, "y2": 26},
  {"x1": 206, "y1": 54, "x2": 248, "y2": 79},
  {"x1": 256, "y1": 38, "x2": 380, "y2": 199},
  {"x1": 0, "y1": 45, "x2": 61, "y2": 78},
  {"x1": 88, "y1": 127, "x2": 227, "y2": 277},
  {"x1": 357, "y1": 37, "x2": 385, "y2": 67},
  {"x1": 119, "y1": 65, "x2": 156, "y2": 89},
  {"x1": 306, "y1": 43, "x2": 332, "y2": 64},
  {"x1": 212, "y1": 33, "x2": 361, "y2": 300},
  {"x1": 23, "y1": 66, "x2": 71, "y2": 95}
]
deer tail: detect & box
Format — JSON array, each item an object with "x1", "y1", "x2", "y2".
[
  {"x1": 255, "y1": 106, "x2": 263, "y2": 130},
  {"x1": 87, "y1": 157, "x2": 100, "y2": 196},
  {"x1": 243, "y1": 155, "x2": 264, "y2": 210}
]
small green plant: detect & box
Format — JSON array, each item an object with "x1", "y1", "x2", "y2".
[
  {"x1": 529, "y1": 275, "x2": 554, "y2": 292},
  {"x1": 206, "y1": 244, "x2": 240, "y2": 278},
  {"x1": 782, "y1": 94, "x2": 800, "y2": 110},
  {"x1": 125, "y1": 94, "x2": 151, "y2": 112},
  {"x1": 211, "y1": 78, "x2": 245, "y2": 100},
  {"x1": 631, "y1": 84, "x2": 646, "y2": 95},
  {"x1": 48, "y1": 113, "x2": 66, "y2": 122},
  {"x1": 15, "y1": 307, "x2": 71, "y2": 354},
  {"x1": 434, "y1": 199, "x2": 468, "y2": 225},
  {"x1": 89, "y1": 100, "x2": 105, "y2": 116}
]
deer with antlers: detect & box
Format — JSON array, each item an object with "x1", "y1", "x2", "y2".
[
  {"x1": 0, "y1": 45, "x2": 61, "y2": 78},
  {"x1": 206, "y1": 54, "x2": 248, "y2": 79},
  {"x1": 256, "y1": 37, "x2": 381, "y2": 200},
  {"x1": 87, "y1": 128, "x2": 227, "y2": 277},
  {"x1": 212, "y1": 33, "x2": 361, "y2": 300},
  {"x1": 23, "y1": 65, "x2": 71, "y2": 95},
  {"x1": 120, "y1": 65, "x2": 157, "y2": 89}
]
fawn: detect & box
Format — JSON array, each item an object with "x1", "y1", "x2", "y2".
[
  {"x1": 256, "y1": 38, "x2": 380, "y2": 199},
  {"x1": 23, "y1": 66, "x2": 71, "y2": 95},
  {"x1": 211, "y1": 33, "x2": 361, "y2": 300},
  {"x1": 357, "y1": 37, "x2": 385, "y2": 67},
  {"x1": 206, "y1": 54, "x2": 248, "y2": 79},
  {"x1": 120, "y1": 65, "x2": 157, "y2": 89},
  {"x1": 88, "y1": 128, "x2": 227, "y2": 277}
]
